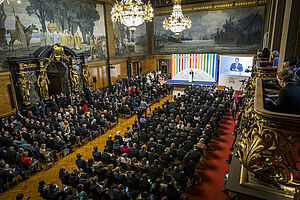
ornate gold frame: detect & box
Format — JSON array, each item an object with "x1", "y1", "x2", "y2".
[{"x1": 240, "y1": 165, "x2": 295, "y2": 199}]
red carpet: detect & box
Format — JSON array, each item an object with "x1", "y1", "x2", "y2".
[{"x1": 188, "y1": 112, "x2": 235, "y2": 200}]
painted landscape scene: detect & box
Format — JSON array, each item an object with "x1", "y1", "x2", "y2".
[
  {"x1": 154, "y1": 6, "x2": 265, "y2": 54},
  {"x1": 0, "y1": 0, "x2": 106, "y2": 70}
]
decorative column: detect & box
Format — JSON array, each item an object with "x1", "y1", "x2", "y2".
[
  {"x1": 278, "y1": 0, "x2": 300, "y2": 71},
  {"x1": 146, "y1": 21, "x2": 154, "y2": 56},
  {"x1": 103, "y1": 3, "x2": 114, "y2": 91}
]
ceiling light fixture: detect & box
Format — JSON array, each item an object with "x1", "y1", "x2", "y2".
[
  {"x1": 163, "y1": 0, "x2": 192, "y2": 36},
  {"x1": 111, "y1": 0, "x2": 154, "y2": 37}
]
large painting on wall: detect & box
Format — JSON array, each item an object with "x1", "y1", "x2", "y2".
[
  {"x1": 113, "y1": 23, "x2": 147, "y2": 58},
  {"x1": 154, "y1": 6, "x2": 265, "y2": 55},
  {"x1": 0, "y1": 0, "x2": 106, "y2": 70}
]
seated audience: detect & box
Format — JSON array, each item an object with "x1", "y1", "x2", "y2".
[{"x1": 55, "y1": 85, "x2": 231, "y2": 200}]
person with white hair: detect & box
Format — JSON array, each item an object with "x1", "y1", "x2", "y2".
[{"x1": 114, "y1": 131, "x2": 123, "y2": 145}]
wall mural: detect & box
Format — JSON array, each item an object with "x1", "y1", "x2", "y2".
[
  {"x1": 113, "y1": 23, "x2": 147, "y2": 58},
  {"x1": 154, "y1": 6, "x2": 265, "y2": 54},
  {"x1": 0, "y1": 0, "x2": 106, "y2": 71}
]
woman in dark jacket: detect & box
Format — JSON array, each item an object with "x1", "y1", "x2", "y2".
[
  {"x1": 49, "y1": 96, "x2": 59, "y2": 113},
  {"x1": 275, "y1": 69, "x2": 300, "y2": 115}
]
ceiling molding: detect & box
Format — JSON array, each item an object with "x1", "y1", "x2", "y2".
[{"x1": 154, "y1": 0, "x2": 269, "y2": 16}]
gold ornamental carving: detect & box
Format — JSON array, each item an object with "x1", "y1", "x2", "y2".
[
  {"x1": 236, "y1": 60, "x2": 300, "y2": 195},
  {"x1": 237, "y1": 120, "x2": 281, "y2": 175},
  {"x1": 82, "y1": 64, "x2": 90, "y2": 88},
  {"x1": 48, "y1": 44, "x2": 71, "y2": 64},
  {"x1": 16, "y1": 71, "x2": 30, "y2": 106},
  {"x1": 37, "y1": 68, "x2": 50, "y2": 100},
  {"x1": 70, "y1": 65, "x2": 79, "y2": 93}
]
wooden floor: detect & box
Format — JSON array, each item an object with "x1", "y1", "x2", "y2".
[{"x1": 0, "y1": 95, "x2": 173, "y2": 200}]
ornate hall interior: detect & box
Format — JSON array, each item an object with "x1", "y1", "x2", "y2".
[{"x1": 0, "y1": 0, "x2": 299, "y2": 199}]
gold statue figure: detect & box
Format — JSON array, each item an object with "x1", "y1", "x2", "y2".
[
  {"x1": 70, "y1": 65, "x2": 79, "y2": 92},
  {"x1": 82, "y1": 65, "x2": 90, "y2": 88},
  {"x1": 48, "y1": 44, "x2": 71, "y2": 64},
  {"x1": 16, "y1": 72, "x2": 30, "y2": 105},
  {"x1": 37, "y1": 69, "x2": 50, "y2": 100}
]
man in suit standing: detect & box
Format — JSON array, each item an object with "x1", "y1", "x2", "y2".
[
  {"x1": 188, "y1": 70, "x2": 194, "y2": 83},
  {"x1": 230, "y1": 58, "x2": 243, "y2": 72},
  {"x1": 231, "y1": 100, "x2": 238, "y2": 121}
]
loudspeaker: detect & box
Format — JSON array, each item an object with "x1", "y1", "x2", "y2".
[{"x1": 93, "y1": 77, "x2": 96, "y2": 83}]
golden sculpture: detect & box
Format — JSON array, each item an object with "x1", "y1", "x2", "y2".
[
  {"x1": 16, "y1": 71, "x2": 30, "y2": 106},
  {"x1": 82, "y1": 64, "x2": 90, "y2": 88},
  {"x1": 70, "y1": 65, "x2": 79, "y2": 92},
  {"x1": 48, "y1": 43, "x2": 71, "y2": 64},
  {"x1": 37, "y1": 68, "x2": 50, "y2": 100},
  {"x1": 237, "y1": 119, "x2": 281, "y2": 175}
]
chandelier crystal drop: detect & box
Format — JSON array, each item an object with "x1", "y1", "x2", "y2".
[
  {"x1": 163, "y1": 2, "x2": 191, "y2": 36},
  {"x1": 111, "y1": 0, "x2": 154, "y2": 36}
]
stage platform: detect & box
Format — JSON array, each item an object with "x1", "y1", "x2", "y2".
[{"x1": 165, "y1": 80, "x2": 216, "y2": 88}]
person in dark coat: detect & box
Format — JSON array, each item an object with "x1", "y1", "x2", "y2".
[
  {"x1": 59, "y1": 167, "x2": 70, "y2": 185},
  {"x1": 49, "y1": 96, "x2": 59, "y2": 113},
  {"x1": 275, "y1": 69, "x2": 300, "y2": 114},
  {"x1": 5, "y1": 146, "x2": 17, "y2": 164},
  {"x1": 40, "y1": 100, "x2": 46, "y2": 117},
  {"x1": 76, "y1": 153, "x2": 87, "y2": 172},
  {"x1": 33, "y1": 102, "x2": 40, "y2": 116},
  {"x1": 110, "y1": 184, "x2": 129, "y2": 200},
  {"x1": 92, "y1": 146, "x2": 101, "y2": 162}
]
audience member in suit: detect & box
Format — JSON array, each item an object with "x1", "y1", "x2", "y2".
[
  {"x1": 188, "y1": 146, "x2": 202, "y2": 164},
  {"x1": 92, "y1": 146, "x2": 101, "y2": 162},
  {"x1": 76, "y1": 153, "x2": 87, "y2": 172}
]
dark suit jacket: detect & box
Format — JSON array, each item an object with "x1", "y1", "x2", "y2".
[
  {"x1": 189, "y1": 150, "x2": 201, "y2": 163},
  {"x1": 6, "y1": 150, "x2": 17, "y2": 164},
  {"x1": 230, "y1": 63, "x2": 243, "y2": 72},
  {"x1": 276, "y1": 83, "x2": 300, "y2": 115},
  {"x1": 148, "y1": 152, "x2": 158, "y2": 164},
  {"x1": 176, "y1": 149, "x2": 186, "y2": 162},
  {"x1": 150, "y1": 165, "x2": 162, "y2": 180},
  {"x1": 92, "y1": 151, "x2": 101, "y2": 162},
  {"x1": 184, "y1": 141, "x2": 193, "y2": 152},
  {"x1": 156, "y1": 144, "x2": 166, "y2": 156},
  {"x1": 76, "y1": 159, "x2": 87, "y2": 171},
  {"x1": 129, "y1": 147, "x2": 139, "y2": 158}
]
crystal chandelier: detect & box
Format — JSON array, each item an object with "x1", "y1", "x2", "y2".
[
  {"x1": 111, "y1": 0, "x2": 154, "y2": 36},
  {"x1": 163, "y1": 0, "x2": 191, "y2": 36}
]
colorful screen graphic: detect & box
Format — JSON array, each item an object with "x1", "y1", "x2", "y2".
[{"x1": 171, "y1": 54, "x2": 218, "y2": 82}]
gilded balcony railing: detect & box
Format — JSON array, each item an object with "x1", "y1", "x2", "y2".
[{"x1": 236, "y1": 59, "x2": 300, "y2": 198}]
